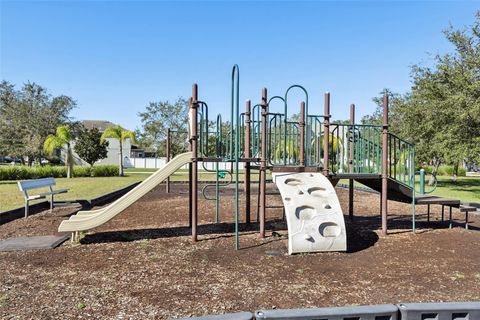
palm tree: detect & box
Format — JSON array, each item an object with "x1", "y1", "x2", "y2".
[
  {"x1": 44, "y1": 125, "x2": 74, "y2": 178},
  {"x1": 101, "y1": 125, "x2": 136, "y2": 176}
]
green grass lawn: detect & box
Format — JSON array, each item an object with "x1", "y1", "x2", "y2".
[
  {"x1": 0, "y1": 170, "x2": 262, "y2": 212},
  {"x1": 340, "y1": 176, "x2": 480, "y2": 203},
  {"x1": 0, "y1": 174, "x2": 149, "y2": 212},
  {"x1": 426, "y1": 176, "x2": 480, "y2": 203},
  {"x1": 3, "y1": 169, "x2": 477, "y2": 213}
]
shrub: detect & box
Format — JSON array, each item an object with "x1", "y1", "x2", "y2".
[
  {"x1": 33, "y1": 166, "x2": 66, "y2": 179},
  {"x1": 0, "y1": 165, "x2": 119, "y2": 180},
  {"x1": 441, "y1": 165, "x2": 466, "y2": 177},
  {"x1": 73, "y1": 166, "x2": 91, "y2": 177},
  {"x1": 0, "y1": 166, "x2": 66, "y2": 180},
  {"x1": 417, "y1": 165, "x2": 466, "y2": 177},
  {"x1": 420, "y1": 165, "x2": 434, "y2": 175},
  {"x1": 92, "y1": 165, "x2": 119, "y2": 177}
]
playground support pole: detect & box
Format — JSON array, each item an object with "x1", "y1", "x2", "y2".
[
  {"x1": 188, "y1": 102, "x2": 193, "y2": 228},
  {"x1": 166, "y1": 128, "x2": 171, "y2": 193},
  {"x1": 244, "y1": 100, "x2": 251, "y2": 225},
  {"x1": 259, "y1": 88, "x2": 267, "y2": 238},
  {"x1": 323, "y1": 93, "x2": 330, "y2": 176},
  {"x1": 381, "y1": 94, "x2": 389, "y2": 236},
  {"x1": 299, "y1": 102, "x2": 305, "y2": 167},
  {"x1": 349, "y1": 104, "x2": 355, "y2": 220},
  {"x1": 191, "y1": 84, "x2": 199, "y2": 242},
  {"x1": 412, "y1": 147, "x2": 416, "y2": 233}
]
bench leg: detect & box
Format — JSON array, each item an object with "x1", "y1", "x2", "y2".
[
  {"x1": 466, "y1": 211, "x2": 469, "y2": 230},
  {"x1": 427, "y1": 204, "x2": 430, "y2": 222},
  {"x1": 25, "y1": 200, "x2": 29, "y2": 218},
  {"x1": 441, "y1": 205, "x2": 444, "y2": 221},
  {"x1": 50, "y1": 194, "x2": 54, "y2": 212},
  {"x1": 449, "y1": 206, "x2": 453, "y2": 229}
]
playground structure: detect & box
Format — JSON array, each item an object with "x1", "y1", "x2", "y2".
[
  {"x1": 59, "y1": 64, "x2": 465, "y2": 253},
  {"x1": 180, "y1": 64, "x2": 420, "y2": 252}
]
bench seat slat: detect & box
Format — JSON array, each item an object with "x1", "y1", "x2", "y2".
[
  {"x1": 27, "y1": 194, "x2": 46, "y2": 200},
  {"x1": 39, "y1": 189, "x2": 69, "y2": 197}
]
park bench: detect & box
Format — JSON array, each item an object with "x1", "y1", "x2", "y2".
[{"x1": 17, "y1": 177, "x2": 69, "y2": 218}]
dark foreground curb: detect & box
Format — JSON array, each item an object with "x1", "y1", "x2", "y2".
[{"x1": 178, "y1": 302, "x2": 480, "y2": 320}]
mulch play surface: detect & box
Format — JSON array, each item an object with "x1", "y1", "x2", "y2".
[{"x1": 1, "y1": 183, "x2": 479, "y2": 319}]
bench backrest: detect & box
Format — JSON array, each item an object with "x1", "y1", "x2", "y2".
[{"x1": 18, "y1": 177, "x2": 56, "y2": 192}]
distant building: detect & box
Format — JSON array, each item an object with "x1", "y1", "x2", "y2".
[{"x1": 71, "y1": 120, "x2": 138, "y2": 167}]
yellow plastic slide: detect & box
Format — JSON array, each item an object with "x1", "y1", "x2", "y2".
[{"x1": 58, "y1": 152, "x2": 193, "y2": 233}]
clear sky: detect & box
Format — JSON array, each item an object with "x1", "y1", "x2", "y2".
[{"x1": 1, "y1": 1, "x2": 478, "y2": 130}]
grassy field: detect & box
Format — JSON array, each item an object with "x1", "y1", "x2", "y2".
[
  {"x1": 345, "y1": 176, "x2": 480, "y2": 203},
  {"x1": 0, "y1": 170, "x2": 263, "y2": 212},
  {"x1": 0, "y1": 174, "x2": 149, "y2": 212},
  {"x1": 2, "y1": 169, "x2": 478, "y2": 213},
  {"x1": 427, "y1": 176, "x2": 480, "y2": 203}
]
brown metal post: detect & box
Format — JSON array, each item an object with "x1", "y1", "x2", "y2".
[
  {"x1": 166, "y1": 128, "x2": 171, "y2": 193},
  {"x1": 381, "y1": 94, "x2": 389, "y2": 236},
  {"x1": 349, "y1": 104, "x2": 355, "y2": 220},
  {"x1": 323, "y1": 92, "x2": 330, "y2": 176},
  {"x1": 188, "y1": 98, "x2": 193, "y2": 228},
  {"x1": 299, "y1": 102, "x2": 305, "y2": 167},
  {"x1": 191, "y1": 84, "x2": 199, "y2": 242},
  {"x1": 259, "y1": 88, "x2": 267, "y2": 238},
  {"x1": 244, "y1": 100, "x2": 251, "y2": 224}
]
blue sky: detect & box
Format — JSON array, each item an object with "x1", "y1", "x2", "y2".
[{"x1": 1, "y1": 1, "x2": 478, "y2": 130}]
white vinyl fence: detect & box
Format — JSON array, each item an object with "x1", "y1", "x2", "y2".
[{"x1": 126, "y1": 157, "x2": 245, "y2": 170}]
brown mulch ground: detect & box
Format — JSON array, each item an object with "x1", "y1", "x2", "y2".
[{"x1": 0, "y1": 183, "x2": 479, "y2": 319}]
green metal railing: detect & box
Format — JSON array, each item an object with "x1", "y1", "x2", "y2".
[
  {"x1": 266, "y1": 113, "x2": 300, "y2": 166},
  {"x1": 387, "y1": 133, "x2": 415, "y2": 189},
  {"x1": 251, "y1": 103, "x2": 262, "y2": 160},
  {"x1": 329, "y1": 124, "x2": 383, "y2": 175},
  {"x1": 305, "y1": 115, "x2": 324, "y2": 167},
  {"x1": 197, "y1": 101, "x2": 210, "y2": 158},
  {"x1": 328, "y1": 124, "x2": 416, "y2": 191}
]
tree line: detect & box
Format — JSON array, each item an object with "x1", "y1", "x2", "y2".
[
  {"x1": 362, "y1": 12, "x2": 480, "y2": 177},
  {"x1": 0, "y1": 82, "x2": 135, "y2": 177},
  {"x1": 0, "y1": 81, "x2": 75, "y2": 165},
  {"x1": 136, "y1": 12, "x2": 480, "y2": 174},
  {"x1": 2, "y1": 12, "x2": 479, "y2": 179}
]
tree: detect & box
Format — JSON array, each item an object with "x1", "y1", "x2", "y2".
[
  {"x1": 403, "y1": 13, "x2": 480, "y2": 177},
  {"x1": 101, "y1": 125, "x2": 136, "y2": 176},
  {"x1": 0, "y1": 81, "x2": 75, "y2": 164},
  {"x1": 74, "y1": 128, "x2": 109, "y2": 167},
  {"x1": 44, "y1": 126, "x2": 74, "y2": 178},
  {"x1": 136, "y1": 98, "x2": 189, "y2": 157},
  {"x1": 362, "y1": 12, "x2": 480, "y2": 179},
  {"x1": 0, "y1": 81, "x2": 23, "y2": 158}
]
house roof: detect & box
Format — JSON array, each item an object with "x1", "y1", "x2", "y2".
[
  {"x1": 81, "y1": 120, "x2": 125, "y2": 132},
  {"x1": 81, "y1": 120, "x2": 136, "y2": 146}
]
